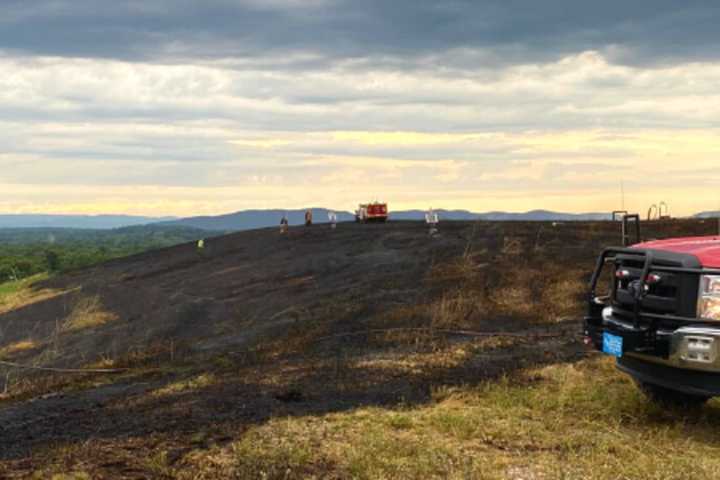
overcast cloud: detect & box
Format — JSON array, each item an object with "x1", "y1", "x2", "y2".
[{"x1": 1, "y1": 1, "x2": 719, "y2": 216}]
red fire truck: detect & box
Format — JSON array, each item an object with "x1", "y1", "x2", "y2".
[{"x1": 355, "y1": 202, "x2": 389, "y2": 223}]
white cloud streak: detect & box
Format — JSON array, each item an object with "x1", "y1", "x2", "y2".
[{"x1": 1, "y1": 49, "x2": 719, "y2": 215}]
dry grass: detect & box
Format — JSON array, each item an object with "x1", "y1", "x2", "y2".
[
  {"x1": 430, "y1": 291, "x2": 480, "y2": 329},
  {"x1": 541, "y1": 276, "x2": 586, "y2": 321},
  {"x1": 0, "y1": 339, "x2": 188, "y2": 403},
  {"x1": 174, "y1": 357, "x2": 720, "y2": 480},
  {"x1": 493, "y1": 284, "x2": 536, "y2": 318},
  {"x1": 24, "y1": 353, "x2": 720, "y2": 479},
  {"x1": 425, "y1": 251, "x2": 588, "y2": 330},
  {"x1": 0, "y1": 273, "x2": 67, "y2": 315},
  {"x1": 61, "y1": 295, "x2": 117, "y2": 333},
  {"x1": 0, "y1": 339, "x2": 39, "y2": 358},
  {"x1": 152, "y1": 373, "x2": 218, "y2": 397}
]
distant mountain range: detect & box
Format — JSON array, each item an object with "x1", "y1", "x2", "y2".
[
  {"x1": 695, "y1": 211, "x2": 720, "y2": 219},
  {"x1": 0, "y1": 214, "x2": 176, "y2": 229},
  {"x1": 388, "y1": 209, "x2": 611, "y2": 222},
  {"x1": 159, "y1": 209, "x2": 356, "y2": 231},
  {"x1": 2, "y1": 209, "x2": 717, "y2": 231}
]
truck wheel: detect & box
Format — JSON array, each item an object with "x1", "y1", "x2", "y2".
[{"x1": 637, "y1": 381, "x2": 710, "y2": 407}]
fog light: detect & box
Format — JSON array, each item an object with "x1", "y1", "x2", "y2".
[
  {"x1": 670, "y1": 328, "x2": 720, "y2": 369},
  {"x1": 681, "y1": 336, "x2": 716, "y2": 364}
]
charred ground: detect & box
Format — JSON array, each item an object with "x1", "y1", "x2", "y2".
[{"x1": 1, "y1": 219, "x2": 719, "y2": 478}]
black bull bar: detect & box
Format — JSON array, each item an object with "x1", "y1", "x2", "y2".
[{"x1": 587, "y1": 247, "x2": 720, "y2": 333}]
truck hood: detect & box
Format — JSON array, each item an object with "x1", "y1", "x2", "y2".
[{"x1": 635, "y1": 236, "x2": 720, "y2": 268}]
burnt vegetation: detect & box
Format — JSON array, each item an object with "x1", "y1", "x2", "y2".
[{"x1": 1, "y1": 219, "x2": 719, "y2": 478}]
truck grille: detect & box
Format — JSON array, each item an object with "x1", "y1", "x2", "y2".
[
  {"x1": 612, "y1": 252, "x2": 700, "y2": 327},
  {"x1": 586, "y1": 246, "x2": 720, "y2": 359}
]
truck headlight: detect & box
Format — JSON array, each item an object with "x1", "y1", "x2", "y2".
[{"x1": 698, "y1": 275, "x2": 720, "y2": 321}]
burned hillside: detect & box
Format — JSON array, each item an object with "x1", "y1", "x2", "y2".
[{"x1": 1, "y1": 219, "x2": 718, "y2": 478}]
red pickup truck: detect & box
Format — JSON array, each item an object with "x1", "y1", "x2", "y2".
[{"x1": 585, "y1": 236, "x2": 720, "y2": 405}]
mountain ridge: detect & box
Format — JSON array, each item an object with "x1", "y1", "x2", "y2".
[
  {"x1": 4, "y1": 208, "x2": 717, "y2": 231},
  {"x1": 0, "y1": 214, "x2": 176, "y2": 229},
  {"x1": 160, "y1": 208, "x2": 614, "y2": 231}
]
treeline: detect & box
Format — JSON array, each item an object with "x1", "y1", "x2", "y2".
[{"x1": 0, "y1": 225, "x2": 211, "y2": 283}]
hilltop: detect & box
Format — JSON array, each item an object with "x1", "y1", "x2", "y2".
[
  {"x1": 161, "y1": 208, "x2": 614, "y2": 231},
  {"x1": 5, "y1": 209, "x2": 718, "y2": 232},
  {"x1": 1, "y1": 219, "x2": 720, "y2": 478},
  {"x1": 158, "y1": 208, "x2": 356, "y2": 231}
]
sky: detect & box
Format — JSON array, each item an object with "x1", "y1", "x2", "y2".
[{"x1": 2, "y1": 0, "x2": 720, "y2": 217}]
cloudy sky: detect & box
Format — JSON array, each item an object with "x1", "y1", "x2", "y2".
[{"x1": 2, "y1": 1, "x2": 720, "y2": 216}]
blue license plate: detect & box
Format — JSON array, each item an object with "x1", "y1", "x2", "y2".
[{"x1": 602, "y1": 332, "x2": 623, "y2": 358}]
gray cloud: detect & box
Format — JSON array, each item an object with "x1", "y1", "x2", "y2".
[
  {"x1": 1, "y1": 1, "x2": 719, "y2": 66},
  {"x1": 1, "y1": 1, "x2": 719, "y2": 216}
]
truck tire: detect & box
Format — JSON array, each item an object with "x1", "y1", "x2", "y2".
[{"x1": 637, "y1": 381, "x2": 710, "y2": 407}]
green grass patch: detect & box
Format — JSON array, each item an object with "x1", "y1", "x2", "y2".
[
  {"x1": 183, "y1": 357, "x2": 720, "y2": 479},
  {"x1": 0, "y1": 272, "x2": 48, "y2": 299}
]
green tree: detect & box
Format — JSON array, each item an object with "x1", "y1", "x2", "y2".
[{"x1": 44, "y1": 250, "x2": 60, "y2": 272}]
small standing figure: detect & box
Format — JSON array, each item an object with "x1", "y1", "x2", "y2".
[
  {"x1": 280, "y1": 214, "x2": 289, "y2": 234},
  {"x1": 197, "y1": 239, "x2": 205, "y2": 250},
  {"x1": 328, "y1": 211, "x2": 337, "y2": 230},
  {"x1": 425, "y1": 208, "x2": 439, "y2": 236},
  {"x1": 305, "y1": 209, "x2": 313, "y2": 227}
]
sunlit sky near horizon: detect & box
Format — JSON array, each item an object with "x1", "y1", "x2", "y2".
[{"x1": 2, "y1": 1, "x2": 720, "y2": 217}]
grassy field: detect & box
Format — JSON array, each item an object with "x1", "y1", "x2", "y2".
[
  {"x1": 0, "y1": 273, "x2": 53, "y2": 315},
  {"x1": 182, "y1": 357, "x2": 720, "y2": 480},
  {"x1": 24, "y1": 355, "x2": 720, "y2": 480},
  {"x1": 0, "y1": 273, "x2": 48, "y2": 298}
]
